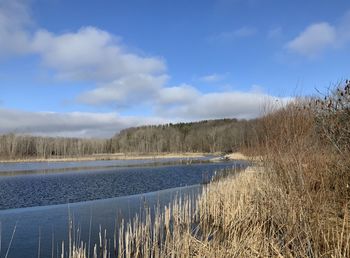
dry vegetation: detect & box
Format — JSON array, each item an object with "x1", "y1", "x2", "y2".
[
  {"x1": 3, "y1": 82, "x2": 349, "y2": 257},
  {"x1": 0, "y1": 134, "x2": 108, "y2": 160}
]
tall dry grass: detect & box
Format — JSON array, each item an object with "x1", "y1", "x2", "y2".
[
  {"x1": 60, "y1": 82, "x2": 349, "y2": 257},
  {"x1": 247, "y1": 81, "x2": 350, "y2": 257},
  {"x1": 65, "y1": 165, "x2": 348, "y2": 257}
]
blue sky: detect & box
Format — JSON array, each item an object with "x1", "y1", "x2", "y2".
[{"x1": 0, "y1": 0, "x2": 349, "y2": 137}]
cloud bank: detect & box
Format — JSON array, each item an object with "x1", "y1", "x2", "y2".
[
  {"x1": 0, "y1": 0, "x2": 290, "y2": 137},
  {"x1": 0, "y1": 108, "x2": 168, "y2": 138},
  {"x1": 156, "y1": 85, "x2": 290, "y2": 120}
]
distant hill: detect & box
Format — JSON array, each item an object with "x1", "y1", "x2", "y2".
[{"x1": 108, "y1": 118, "x2": 258, "y2": 153}]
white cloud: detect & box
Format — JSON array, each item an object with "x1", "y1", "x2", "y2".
[
  {"x1": 0, "y1": 108, "x2": 167, "y2": 138},
  {"x1": 0, "y1": 88, "x2": 290, "y2": 138},
  {"x1": 156, "y1": 89, "x2": 290, "y2": 120},
  {"x1": 0, "y1": 1, "x2": 292, "y2": 138},
  {"x1": 250, "y1": 84, "x2": 265, "y2": 94},
  {"x1": 285, "y1": 11, "x2": 350, "y2": 58},
  {"x1": 31, "y1": 27, "x2": 165, "y2": 81},
  {"x1": 0, "y1": 0, "x2": 32, "y2": 56},
  {"x1": 158, "y1": 84, "x2": 200, "y2": 105},
  {"x1": 286, "y1": 23, "x2": 336, "y2": 58},
  {"x1": 29, "y1": 27, "x2": 168, "y2": 108},
  {"x1": 0, "y1": 1, "x2": 165, "y2": 79},
  {"x1": 77, "y1": 74, "x2": 168, "y2": 106},
  {"x1": 1, "y1": 0, "x2": 167, "y2": 109},
  {"x1": 156, "y1": 84, "x2": 287, "y2": 121}
]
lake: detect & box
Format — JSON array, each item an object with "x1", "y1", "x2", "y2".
[{"x1": 0, "y1": 157, "x2": 247, "y2": 257}]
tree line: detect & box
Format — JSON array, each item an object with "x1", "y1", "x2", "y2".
[
  {"x1": 0, "y1": 118, "x2": 261, "y2": 159},
  {"x1": 108, "y1": 119, "x2": 260, "y2": 153},
  {"x1": 0, "y1": 133, "x2": 107, "y2": 159}
]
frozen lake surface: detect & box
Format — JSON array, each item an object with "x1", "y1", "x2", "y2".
[{"x1": 0, "y1": 157, "x2": 247, "y2": 257}]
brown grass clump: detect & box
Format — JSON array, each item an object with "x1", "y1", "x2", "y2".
[{"x1": 253, "y1": 81, "x2": 350, "y2": 257}]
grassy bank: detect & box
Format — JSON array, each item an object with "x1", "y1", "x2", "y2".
[
  {"x1": 66, "y1": 164, "x2": 347, "y2": 257},
  {"x1": 62, "y1": 83, "x2": 349, "y2": 257}
]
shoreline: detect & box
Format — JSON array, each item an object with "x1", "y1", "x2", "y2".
[
  {"x1": 0, "y1": 152, "x2": 258, "y2": 164},
  {"x1": 0, "y1": 152, "x2": 217, "y2": 164},
  {"x1": 210, "y1": 152, "x2": 261, "y2": 162},
  {"x1": 0, "y1": 152, "x2": 257, "y2": 164}
]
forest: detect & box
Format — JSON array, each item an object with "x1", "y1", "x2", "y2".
[
  {"x1": 108, "y1": 118, "x2": 259, "y2": 153},
  {"x1": 0, "y1": 118, "x2": 260, "y2": 159}
]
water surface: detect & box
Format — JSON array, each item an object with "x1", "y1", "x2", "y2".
[
  {"x1": 0, "y1": 156, "x2": 214, "y2": 173},
  {"x1": 0, "y1": 160, "x2": 244, "y2": 210},
  {"x1": 0, "y1": 158, "x2": 247, "y2": 257},
  {"x1": 0, "y1": 185, "x2": 201, "y2": 258}
]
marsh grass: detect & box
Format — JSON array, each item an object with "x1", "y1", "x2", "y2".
[
  {"x1": 61, "y1": 82, "x2": 349, "y2": 257},
  {"x1": 64, "y1": 163, "x2": 348, "y2": 257}
]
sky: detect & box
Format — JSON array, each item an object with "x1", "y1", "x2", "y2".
[{"x1": 0, "y1": 0, "x2": 349, "y2": 138}]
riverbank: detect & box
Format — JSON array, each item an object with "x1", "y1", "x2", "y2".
[
  {"x1": 85, "y1": 156, "x2": 348, "y2": 257},
  {"x1": 0, "y1": 152, "x2": 216, "y2": 163},
  {"x1": 65, "y1": 165, "x2": 267, "y2": 257},
  {"x1": 0, "y1": 151, "x2": 258, "y2": 164},
  {"x1": 210, "y1": 152, "x2": 262, "y2": 162}
]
